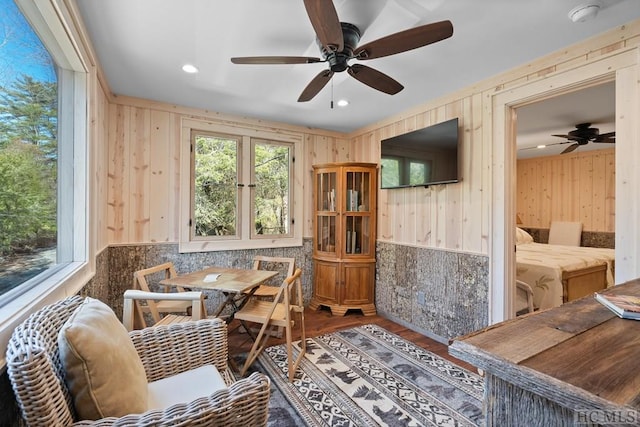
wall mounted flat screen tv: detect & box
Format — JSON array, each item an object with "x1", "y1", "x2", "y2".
[{"x1": 380, "y1": 118, "x2": 460, "y2": 189}]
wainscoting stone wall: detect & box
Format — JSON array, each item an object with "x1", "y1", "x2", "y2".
[
  {"x1": 102, "y1": 241, "x2": 314, "y2": 319},
  {"x1": 376, "y1": 242, "x2": 489, "y2": 343}
]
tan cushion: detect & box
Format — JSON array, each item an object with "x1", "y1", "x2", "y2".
[{"x1": 58, "y1": 297, "x2": 148, "y2": 420}]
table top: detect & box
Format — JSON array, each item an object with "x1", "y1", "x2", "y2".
[
  {"x1": 450, "y1": 278, "x2": 640, "y2": 411},
  {"x1": 160, "y1": 266, "x2": 278, "y2": 294}
]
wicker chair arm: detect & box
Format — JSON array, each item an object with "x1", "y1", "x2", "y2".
[
  {"x1": 70, "y1": 372, "x2": 271, "y2": 427},
  {"x1": 129, "y1": 318, "x2": 229, "y2": 382}
]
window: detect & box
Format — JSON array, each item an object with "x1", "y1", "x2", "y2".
[
  {"x1": 180, "y1": 119, "x2": 302, "y2": 252},
  {"x1": 0, "y1": 0, "x2": 87, "y2": 308}
]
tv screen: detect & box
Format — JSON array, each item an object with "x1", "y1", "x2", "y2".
[{"x1": 380, "y1": 118, "x2": 460, "y2": 189}]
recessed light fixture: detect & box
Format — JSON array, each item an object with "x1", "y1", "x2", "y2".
[
  {"x1": 568, "y1": 3, "x2": 600, "y2": 23},
  {"x1": 337, "y1": 99, "x2": 349, "y2": 107},
  {"x1": 537, "y1": 144, "x2": 546, "y2": 149},
  {"x1": 182, "y1": 64, "x2": 199, "y2": 73}
]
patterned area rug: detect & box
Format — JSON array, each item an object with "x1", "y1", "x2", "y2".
[{"x1": 252, "y1": 324, "x2": 484, "y2": 426}]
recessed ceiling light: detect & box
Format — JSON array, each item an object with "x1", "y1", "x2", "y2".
[
  {"x1": 337, "y1": 99, "x2": 349, "y2": 107},
  {"x1": 537, "y1": 144, "x2": 546, "y2": 149},
  {"x1": 568, "y1": 3, "x2": 600, "y2": 23},
  {"x1": 182, "y1": 64, "x2": 199, "y2": 73}
]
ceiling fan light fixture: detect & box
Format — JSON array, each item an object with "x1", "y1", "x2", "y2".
[
  {"x1": 568, "y1": 3, "x2": 600, "y2": 23},
  {"x1": 182, "y1": 64, "x2": 199, "y2": 74},
  {"x1": 337, "y1": 99, "x2": 349, "y2": 107}
]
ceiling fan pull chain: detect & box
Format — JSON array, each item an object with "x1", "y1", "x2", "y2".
[{"x1": 330, "y1": 77, "x2": 334, "y2": 109}]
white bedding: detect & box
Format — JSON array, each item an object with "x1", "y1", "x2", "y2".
[{"x1": 516, "y1": 242, "x2": 615, "y2": 309}]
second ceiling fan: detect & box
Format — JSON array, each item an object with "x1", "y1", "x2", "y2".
[
  {"x1": 231, "y1": 0, "x2": 453, "y2": 102},
  {"x1": 552, "y1": 123, "x2": 616, "y2": 154}
]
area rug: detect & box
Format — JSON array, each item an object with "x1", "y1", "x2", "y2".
[{"x1": 251, "y1": 324, "x2": 484, "y2": 427}]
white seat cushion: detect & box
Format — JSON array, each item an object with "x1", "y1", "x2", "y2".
[{"x1": 147, "y1": 365, "x2": 227, "y2": 410}]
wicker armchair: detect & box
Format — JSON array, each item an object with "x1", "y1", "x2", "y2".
[{"x1": 6, "y1": 295, "x2": 271, "y2": 426}]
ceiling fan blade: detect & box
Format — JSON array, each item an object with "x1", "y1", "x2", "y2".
[
  {"x1": 594, "y1": 132, "x2": 615, "y2": 143},
  {"x1": 552, "y1": 134, "x2": 583, "y2": 142},
  {"x1": 561, "y1": 143, "x2": 579, "y2": 154},
  {"x1": 231, "y1": 56, "x2": 323, "y2": 65},
  {"x1": 303, "y1": 0, "x2": 343, "y2": 52},
  {"x1": 348, "y1": 64, "x2": 404, "y2": 95},
  {"x1": 353, "y1": 20, "x2": 453, "y2": 60},
  {"x1": 298, "y1": 69, "x2": 334, "y2": 102}
]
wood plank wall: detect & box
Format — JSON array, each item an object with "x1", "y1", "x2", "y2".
[
  {"x1": 106, "y1": 98, "x2": 351, "y2": 244},
  {"x1": 102, "y1": 20, "x2": 640, "y2": 258},
  {"x1": 516, "y1": 148, "x2": 615, "y2": 232},
  {"x1": 346, "y1": 21, "x2": 639, "y2": 256}
]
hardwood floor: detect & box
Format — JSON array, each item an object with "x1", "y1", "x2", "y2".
[{"x1": 226, "y1": 306, "x2": 478, "y2": 373}]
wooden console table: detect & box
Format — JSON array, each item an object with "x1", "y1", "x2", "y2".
[{"x1": 450, "y1": 278, "x2": 640, "y2": 426}]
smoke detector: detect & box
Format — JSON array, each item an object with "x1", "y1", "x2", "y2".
[{"x1": 568, "y1": 3, "x2": 601, "y2": 23}]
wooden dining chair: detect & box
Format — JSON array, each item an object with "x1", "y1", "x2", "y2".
[
  {"x1": 122, "y1": 289, "x2": 206, "y2": 330},
  {"x1": 248, "y1": 255, "x2": 296, "y2": 298},
  {"x1": 133, "y1": 262, "x2": 193, "y2": 320},
  {"x1": 235, "y1": 268, "x2": 306, "y2": 382}
]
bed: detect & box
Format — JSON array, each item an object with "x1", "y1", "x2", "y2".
[{"x1": 515, "y1": 228, "x2": 615, "y2": 310}]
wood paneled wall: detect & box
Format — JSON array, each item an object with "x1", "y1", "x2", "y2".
[
  {"x1": 516, "y1": 148, "x2": 615, "y2": 232},
  {"x1": 103, "y1": 20, "x2": 640, "y2": 265},
  {"x1": 347, "y1": 21, "x2": 639, "y2": 259},
  {"x1": 106, "y1": 98, "x2": 351, "y2": 244}
]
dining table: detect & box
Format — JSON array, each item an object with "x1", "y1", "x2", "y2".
[{"x1": 159, "y1": 266, "x2": 278, "y2": 322}]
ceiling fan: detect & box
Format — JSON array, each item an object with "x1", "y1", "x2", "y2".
[
  {"x1": 551, "y1": 123, "x2": 616, "y2": 154},
  {"x1": 230, "y1": 0, "x2": 453, "y2": 102}
]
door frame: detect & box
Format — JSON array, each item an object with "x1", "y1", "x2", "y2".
[{"x1": 488, "y1": 46, "x2": 640, "y2": 323}]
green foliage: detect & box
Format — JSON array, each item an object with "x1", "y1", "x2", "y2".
[
  {"x1": 0, "y1": 74, "x2": 57, "y2": 254},
  {"x1": 192, "y1": 134, "x2": 291, "y2": 237},
  {"x1": 0, "y1": 141, "x2": 56, "y2": 253},
  {"x1": 0, "y1": 75, "x2": 57, "y2": 152},
  {"x1": 194, "y1": 135, "x2": 238, "y2": 236},
  {"x1": 254, "y1": 143, "x2": 290, "y2": 235}
]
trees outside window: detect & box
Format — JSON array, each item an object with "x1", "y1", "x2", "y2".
[
  {"x1": 0, "y1": 0, "x2": 58, "y2": 298},
  {"x1": 191, "y1": 131, "x2": 292, "y2": 241},
  {"x1": 181, "y1": 120, "x2": 302, "y2": 252}
]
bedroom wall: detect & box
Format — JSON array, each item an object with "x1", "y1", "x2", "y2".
[{"x1": 516, "y1": 148, "x2": 615, "y2": 233}]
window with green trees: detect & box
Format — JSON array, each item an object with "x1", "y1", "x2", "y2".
[
  {"x1": 192, "y1": 131, "x2": 292, "y2": 241},
  {"x1": 0, "y1": 0, "x2": 58, "y2": 299}
]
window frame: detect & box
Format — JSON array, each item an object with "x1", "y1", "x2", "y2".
[
  {"x1": 180, "y1": 118, "x2": 303, "y2": 252},
  {"x1": 0, "y1": 0, "x2": 90, "y2": 365}
]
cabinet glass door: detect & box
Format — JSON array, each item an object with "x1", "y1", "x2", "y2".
[
  {"x1": 344, "y1": 170, "x2": 372, "y2": 257},
  {"x1": 316, "y1": 171, "x2": 337, "y2": 254}
]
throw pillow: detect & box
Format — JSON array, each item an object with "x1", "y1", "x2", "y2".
[
  {"x1": 515, "y1": 227, "x2": 534, "y2": 245},
  {"x1": 58, "y1": 297, "x2": 148, "y2": 420}
]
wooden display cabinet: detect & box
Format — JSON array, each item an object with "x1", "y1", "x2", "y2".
[{"x1": 309, "y1": 163, "x2": 377, "y2": 316}]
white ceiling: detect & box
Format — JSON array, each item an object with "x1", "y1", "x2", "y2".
[{"x1": 75, "y1": 0, "x2": 639, "y2": 156}]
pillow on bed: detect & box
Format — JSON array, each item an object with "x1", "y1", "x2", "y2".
[{"x1": 515, "y1": 227, "x2": 534, "y2": 245}]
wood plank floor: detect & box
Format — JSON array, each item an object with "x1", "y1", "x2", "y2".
[{"x1": 226, "y1": 306, "x2": 478, "y2": 373}]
